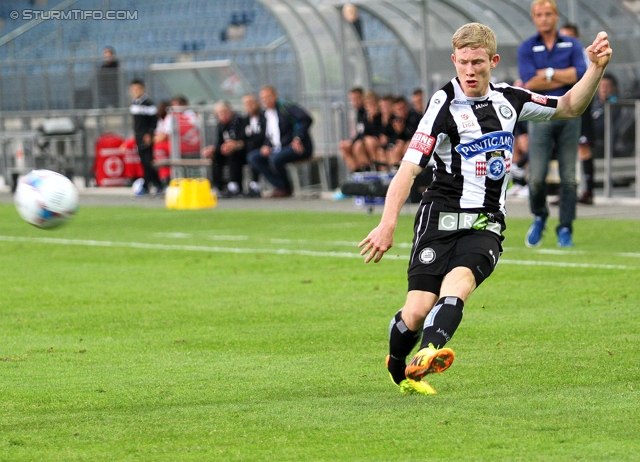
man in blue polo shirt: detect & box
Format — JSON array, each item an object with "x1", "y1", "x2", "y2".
[{"x1": 518, "y1": 0, "x2": 587, "y2": 247}]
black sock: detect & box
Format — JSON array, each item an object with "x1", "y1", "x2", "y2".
[
  {"x1": 582, "y1": 158, "x2": 594, "y2": 195},
  {"x1": 516, "y1": 153, "x2": 529, "y2": 169},
  {"x1": 387, "y1": 310, "x2": 421, "y2": 384},
  {"x1": 420, "y1": 297, "x2": 464, "y2": 350}
]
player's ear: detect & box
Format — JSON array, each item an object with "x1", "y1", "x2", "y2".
[
  {"x1": 451, "y1": 53, "x2": 456, "y2": 64},
  {"x1": 490, "y1": 54, "x2": 500, "y2": 68}
]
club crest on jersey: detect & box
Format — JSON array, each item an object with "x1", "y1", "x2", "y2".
[
  {"x1": 486, "y1": 157, "x2": 507, "y2": 180},
  {"x1": 499, "y1": 105, "x2": 513, "y2": 119},
  {"x1": 476, "y1": 156, "x2": 511, "y2": 180},
  {"x1": 454, "y1": 131, "x2": 514, "y2": 160},
  {"x1": 419, "y1": 248, "x2": 436, "y2": 264}
]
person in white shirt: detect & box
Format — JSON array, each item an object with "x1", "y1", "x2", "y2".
[{"x1": 247, "y1": 86, "x2": 314, "y2": 198}]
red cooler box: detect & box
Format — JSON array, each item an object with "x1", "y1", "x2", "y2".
[
  {"x1": 122, "y1": 138, "x2": 144, "y2": 180},
  {"x1": 153, "y1": 139, "x2": 171, "y2": 181},
  {"x1": 94, "y1": 133, "x2": 128, "y2": 186}
]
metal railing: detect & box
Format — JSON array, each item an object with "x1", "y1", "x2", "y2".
[
  {"x1": 2, "y1": 99, "x2": 636, "y2": 197},
  {"x1": 602, "y1": 100, "x2": 639, "y2": 198},
  {"x1": 0, "y1": 102, "x2": 347, "y2": 190}
]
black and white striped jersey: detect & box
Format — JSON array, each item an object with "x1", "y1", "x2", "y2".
[{"x1": 404, "y1": 78, "x2": 558, "y2": 217}]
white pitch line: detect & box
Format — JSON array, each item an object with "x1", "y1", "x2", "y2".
[
  {"x1": 0, "y1": 235, "x2": 636, "y2": 270},
  {"x1": 0, "y1": 235, "x2": 403, "y2": 260},
  {"x1": 533, "y1": 248, "x2": 588, "y2": 255},
  {"x1": 498, "y1": 259, "x2": 633, "y2": 270},
  {"x1": 152, "y1": 232, "x2": 192, "y2": 239},
  {"x1": 208, "y1": 235, "x2": 249, "y2": 241},
  {"x1": 270, "y1": 238, "x2": 413, "y2": 248}
]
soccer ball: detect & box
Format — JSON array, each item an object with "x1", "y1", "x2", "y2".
[{"x1": 14, "y1": 169, "x2": 79, "y2": 229}]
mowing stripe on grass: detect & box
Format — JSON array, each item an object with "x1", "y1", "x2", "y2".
[{"x1": 0, "y1": 235, "x2": 636, "y2": 270}]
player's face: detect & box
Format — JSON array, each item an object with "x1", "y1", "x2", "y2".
[
  {"x1": 129, "y1": 84, "x2": 144, "y2": 100},
  {"x1": 364, "y1": 97, "x2": 378, "y2": 114},
  {"x1": 452, "y1": 47, "x2": 499, "y2": 98},
  {"x1": 532, "y1": 2, "x2": 558, "y2": 35},
  {"x1": 215, "y1": 107, "x2": 232, "y2": 124},
  {"x1": 379, "y1": 99, "x2": 392, "y2": 116},
  {"x1": 412, "y1": 93, "x2": 424, "y2": 112},
  {"x1": 598, "y1": 79, "x2": 616, "y2": 102},
  {"x1": 349, "y1": 91, "x2": 363, "y2": 109},
  {"x1": 242, "y1": 95, "x2": 259, "y2": 115},
  {"x1": 260, "y1": 89, "x2": 277, "y2": 109}
]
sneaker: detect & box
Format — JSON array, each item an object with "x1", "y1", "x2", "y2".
[
  {"x1": 132, "y1": 178, "x2": 146, "y2": 196},
  {"x1": 507, "y1": 183, "x2": 522, "y2": 197},
  {"x1": 405, "y1": 345, "x2": 455, "y2": 382},
  {"x1": 386, "y1": 356, "x2": 437, "y2": 395},
  {"x1": 507, "y1": 183, "x2": 525, "y2": 197},
  {"x1": 399, "y1": 378, "x2": 437, "y2": 395},
  {"x1": 515, "y1": 184, "x2": 529, "y2": 198},
  {"x1": 557, "y1": 227, "x2": 574, "y2": 247},
  {"x1": 385, "y1": 354, "x2": 406, "y2": 385},
  {"x1": 219, "y1": 189, "x2": 240, "y2": 199},
  {"x1": 245, "y1": 188, "x2": 261, "y2": 198},
  {"x1": 577, "y1": 192, "x2": 593, "y2": 205},
  {"x1": 525, "y1": 216, "x2": 546, "y2": 247},
  {"x1": 333, "y1": 189, "x2": 348, "y2": 201},
  {"x1": 134, "y1": 188, "x2": 149, "y2": 197}
]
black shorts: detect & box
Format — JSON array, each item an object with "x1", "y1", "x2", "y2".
[
  {"x1": 407, "y1": 202, "x2": 504, "y2": 294},
  {"x1": 579, "y1": 108, "x2": 594, "y2": 145}
]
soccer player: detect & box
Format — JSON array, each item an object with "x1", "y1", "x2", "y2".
[
  {"x1": 128, "y1": 79, "x2": 163, "y2": 196},
  {"x1": 359, "y1": 23, "x2": 612, "y2": 395}
]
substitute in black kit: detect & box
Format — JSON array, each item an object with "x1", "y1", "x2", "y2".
[
  {"x1": 359, "y1": 23, "x2": 612, "y2": 395},
  {"x1": 208, "y1": 100, "x2": 246, "y2": 198},
  {"x1": 129, "y1": 79, "x2": 163, "y2": 196}
]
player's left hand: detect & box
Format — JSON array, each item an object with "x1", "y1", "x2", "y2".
[
  {"x1": 359, "y1": 224, "x2": 395, "y2": 263},
  {"x1": 291, "y1": 138, "x2": 304, "y2": 154},
  {"x1": 586, "y1": 31, "x2": 612, "y2": 68}
]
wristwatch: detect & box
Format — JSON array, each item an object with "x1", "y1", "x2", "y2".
[{"x1": 545, "y1": 67, "x2": 555, "y2": 82}]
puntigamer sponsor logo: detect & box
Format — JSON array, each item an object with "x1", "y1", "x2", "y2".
[{"x1": 454, "y1": 131, "x2": 514, "y2": 160}]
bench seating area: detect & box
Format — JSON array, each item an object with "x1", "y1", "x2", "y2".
[
  {"x1": 285, "y1": 157, "x2": 330, "y2": 198},
  {"x1": 157, "y1": 155, "x2": 331, "y2": 198}
]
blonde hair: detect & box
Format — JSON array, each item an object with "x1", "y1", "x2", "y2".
[
  {"x1": 452, "y1": 23, "x2": 497, "y2": 58},
  {"x1": 531, "y1": 0, "x2": 558, "y2": 15},
  {"x1": 363, "y1": 90, "x2": 379, "y2": 102}
]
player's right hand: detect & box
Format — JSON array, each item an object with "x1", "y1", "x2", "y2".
[{"x1": 359, "y1": 224, "x2": 395, "y2": 263}]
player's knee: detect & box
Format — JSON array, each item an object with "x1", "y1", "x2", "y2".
[{"x1": 402, "y1": 290, "x2": 439, "y2": 330}]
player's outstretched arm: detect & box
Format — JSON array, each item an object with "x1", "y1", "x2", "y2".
[
  {"x1": 553, "y1": 31, "x2": 613, "y2": 120},
  {"x1": 359, "y1": 161, "x2": 422, "y2": 263}
]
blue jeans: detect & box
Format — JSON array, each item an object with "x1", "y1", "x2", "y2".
[
  {"x1": 527, "y1": 117, "x2": 580, "y2": 231},
  {"x1": 247, "y1": 145, "x2": 312, "y2": 191}
]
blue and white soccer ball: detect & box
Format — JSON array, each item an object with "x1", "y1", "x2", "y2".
[{"x1": 14, "y1": 169, "x2": 79, "y2": 229}]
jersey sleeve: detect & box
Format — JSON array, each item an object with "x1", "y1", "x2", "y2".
[
  {"x1": 402, "y1": 90, "x2": 448, "y2": 168},
  {"x1": 514, "y1": 87, "x2": 559, "y2": 122}
]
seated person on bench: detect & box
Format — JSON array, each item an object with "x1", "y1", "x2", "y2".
[
  {"x1": 202, "y1": 101, "x2": 246, "y2": 198},
  {"x1": 247, "y1": 85, "x2": 314, "y2": 198}
]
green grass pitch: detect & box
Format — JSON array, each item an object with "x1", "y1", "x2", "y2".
[{"x1": 0, "y1": 203, "x2": 638, "y2": 461}]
